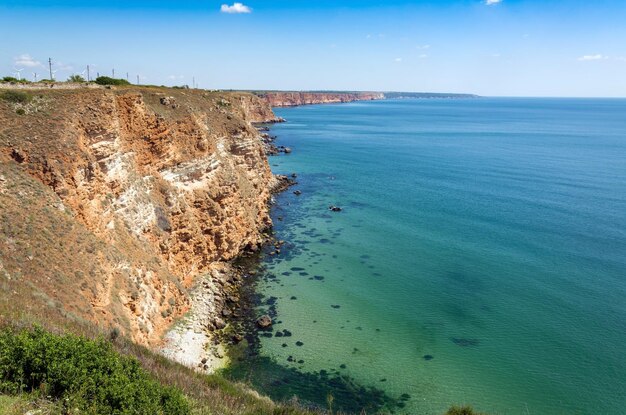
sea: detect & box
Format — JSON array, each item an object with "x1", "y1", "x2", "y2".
[{"x1": 223, "y1": 98, "x2": 626, "y2": 415}]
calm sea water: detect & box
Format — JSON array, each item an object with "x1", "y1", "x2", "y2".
[{"x1": 227, "y1": 98, "x2": 626, "y2": 414}]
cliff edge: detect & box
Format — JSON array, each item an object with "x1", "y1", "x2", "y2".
[
  {"x1": 257, "y1": 91, "x2": 384, "y2": 107},
  {"x1": 0, "y1": 87, "x2": 279, "y2": 347}
]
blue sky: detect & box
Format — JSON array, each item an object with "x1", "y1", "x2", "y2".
[{"x1": 1, "y1": 0, "x2": 626, "y2": 96}]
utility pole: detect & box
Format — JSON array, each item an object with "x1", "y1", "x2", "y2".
[
  {"x1": 33, "y1": 73, "x2": 38, "y2": 82},
  {"x1": 192, "y1": 76, "x2": 195, "y2": 89},
  {"x1": 87, "y1": 65, "x2": 90, "y2": 82},
  {"x1": 136, "y1": 75, "x2": 140, "y2": 85},
  {"x1": 48, "y1": 58, "x2": 53, "y2": 81},
  {"x1": 112, "y1": 68, "x2": 115, "y2": 78},
  {"x1": 126, "y1": 72, "x2": 129, "y2": 81}
]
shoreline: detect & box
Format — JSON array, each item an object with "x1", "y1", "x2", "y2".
[
  {"x1": 159, "y1": 121, "x2": 296, "y2": 374},
  {"x1": 207, "y1": 113, "x2": 406, "y2": 414}
]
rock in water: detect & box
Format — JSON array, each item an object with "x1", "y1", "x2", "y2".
[{"x1": 256, "y1": 315, "x2": 273, "y2": 328}]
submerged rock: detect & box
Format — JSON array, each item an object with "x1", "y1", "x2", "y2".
[
  {"x1": 256, "y1": 315, "x2": 273, "y2": 329},
  {"x1": 329, "y1": 206, "x2": 342, "y2": 212}
]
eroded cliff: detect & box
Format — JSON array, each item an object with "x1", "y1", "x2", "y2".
[
  {"x1": 257, "y1": 91, "x2": 384, "y2": 107},
  {"x1": 0, "y1": 87, "x2": 279, "y2": 346}
]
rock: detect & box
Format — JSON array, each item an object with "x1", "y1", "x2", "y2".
[
  {"x1": 221, "y1": 309, "x2": 232, "y2": 317},
  {"x1": 232, "y1": 334, "x2": 244, "y2": 343},
  {"x1": 226, "y1": 295, "x2": 237, "y2": 303},
  {"x1": 201, "y1": 358, "x2": 207, "y2": 364},
  {"x1": 256, "y1": 315, "x2": 272, "y2": 329},
  {"x1": 329, "y1": 206, "x2": 342, "y2": 212},
  {"x1": 213, "y1": 318, "x2": 226, "y2": 330},
  {"x1": 293, "y1": 190, "x2": 302, "y2": 196},
  {"x1": 283, "y1": 147, "x2": 292, "y2": 154},
  {"x1": 160, "y1": 96, "x2": 176, "y2": 106}
]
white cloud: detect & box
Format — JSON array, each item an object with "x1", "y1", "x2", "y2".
[
  {"x1": 416, "y1": 44, "x2": 431, "y2": 50},
  {"x1": 485, "y1": 0, "x2": 502, "y2": 5},
  {"x1": 13, "y1": 54, "x2": 42, "y2": 68},
  {"x1": 578, "y1": 54, "x2": 608, "y2": 61},
  {"x1": 394, "y1": 58, "x2": 403, "y2": 62},
  {"x1": 418, "y1": 54, "x2": 428, "y2": 59},
  {"x1": 220, "y1": 2, "x2": 252, "y2": 14}
]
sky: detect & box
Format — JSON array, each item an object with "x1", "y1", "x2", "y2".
[{"x1": 1, "y1": 0, "x2": 626, "y2": 97}]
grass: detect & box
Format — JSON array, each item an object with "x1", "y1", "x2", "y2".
[{"x1": 0, "y1": 90, "x2": 32, "y2": 104}]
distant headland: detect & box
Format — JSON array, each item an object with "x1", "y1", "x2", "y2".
[{"x1": 251, "y1": 90, "x2": 479, "y2": 107}]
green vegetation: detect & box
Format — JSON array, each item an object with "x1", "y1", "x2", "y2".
[
  {"x1": 1, "y1": 77, "x2": 30, "y2": 84},
  {"x1": 0, "y1": 326, "x2": 189, "y2": 415},
  {"x1": 0, "y1": 90, "x2": 32, "y2": 104},
  {"x1": 68, "y1": 74, "x2": 86, "y2": 83},
  {"x1": 95, "y1": 76, "x2": 131, "y2": 86}
]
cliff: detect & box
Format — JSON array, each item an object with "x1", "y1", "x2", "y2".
[
  {"x1": 0, "y1": 87, "x2": 279, "y2": 347},
  {"x1": 257, "y1": 91, "x2": 384, "y2": 107}
]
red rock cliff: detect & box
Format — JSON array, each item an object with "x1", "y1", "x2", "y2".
[
  {"x1": 0, "y1": 87, "x2": 279, "y2": 346},
  {"x1": 258, "y1": 91, "x2": 384, "y2": 107}
]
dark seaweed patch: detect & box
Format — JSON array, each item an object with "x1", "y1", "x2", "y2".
[
  {"x1": 451, "y1": 338, "x2": 480, "y2": 347},
  {"x1": 222, "y1": 354, "x2": 404, "y2": 415}
]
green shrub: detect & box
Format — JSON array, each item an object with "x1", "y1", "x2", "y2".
[
  {"x1": 15, "y1": 108, "x2": 25, "y2": 116},
  {"x1": 68, "y1": 74, "x2": 86, "y2": 83},
  {"x1": 0, "y1": 91, "x2": 32, "y2": 104},
  {"x1": 95, "y1": 76, "x2": 130, "y2": 86},
  {"x1": 0, "y1": 326, "x2": 189, "y2": 415},
  {"x1": 1, "y1": 77, "x2": 30, "y2": 84}
]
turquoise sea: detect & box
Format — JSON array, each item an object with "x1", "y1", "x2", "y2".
[{"x1": 226, "y1": 98, "x2": 626, "y2": 414}]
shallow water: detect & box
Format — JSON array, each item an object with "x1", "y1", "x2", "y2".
[{"x1": 227, "y1": 98, "x2": 626, "y2": 414}]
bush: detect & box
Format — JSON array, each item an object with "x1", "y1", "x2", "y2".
[
  {"x1": 68, "y1": 74, "x2": 86, "y2": 83},
  {"x1": 1, "y1": 76, "x2": 30, "y2": 84},
  {"x1": 0, "y1": 326, "x2": 189, "y2": 415},
  {"x1": 0, "y1": 91, "x2": 32, "y2": 104},
  {"x1": 95, "y1": 76, "x2": 130, "y2": 86}
]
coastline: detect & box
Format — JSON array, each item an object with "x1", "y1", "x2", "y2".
[{"x1": 159, "y1": 120, "x2": 296, "y2": 374}]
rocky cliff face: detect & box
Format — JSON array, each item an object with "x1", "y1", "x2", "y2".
[
  {"x1": 258, "y1": 91, "x2": 384, "y2": 107},
  {"x1": 0, "y1": 87, "x2": 278, "y2": 346}
]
